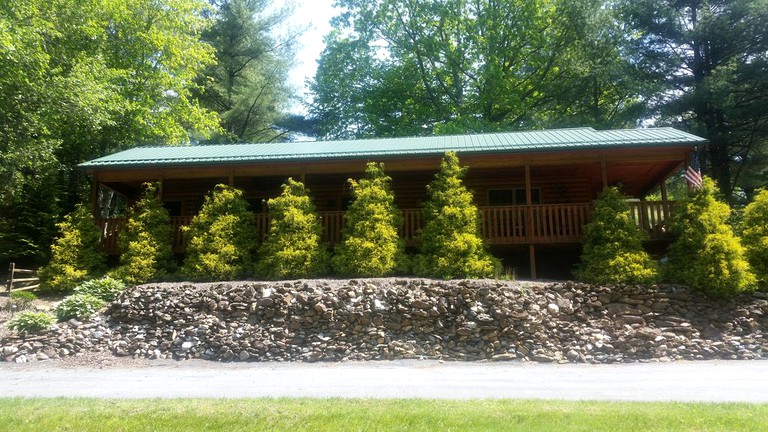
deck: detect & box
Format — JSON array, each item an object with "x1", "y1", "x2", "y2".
[{"x1": 99, "y1": 201, "x2": 675, "y2": 255}]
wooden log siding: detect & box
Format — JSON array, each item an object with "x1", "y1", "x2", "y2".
[{"x1": 98, "y1": 201, "x2": 676, "y2": 255}]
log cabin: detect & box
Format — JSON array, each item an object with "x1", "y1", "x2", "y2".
[{"x1": 79, "y1": 127, "x2": 707, "y2": 279}]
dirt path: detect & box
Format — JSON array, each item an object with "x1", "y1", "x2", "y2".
[{"x1": 1, "y1": 359, "x2": 767, "y2": 401}]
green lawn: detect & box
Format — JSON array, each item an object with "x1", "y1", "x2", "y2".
[{"x1": 0, "y1": 398, "x2": 764, "y2": 431}]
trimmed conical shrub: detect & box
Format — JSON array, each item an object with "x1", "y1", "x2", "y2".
[
  {"x1": 38, "y1": 204, "x2": 106, "y2": 292},
  {"x1": 333, "y1": 162, "x2": 407, "y2": 276},
  {"x1": 111, "y1": 183, "x2": 175, "y2": 285},
  {"x1": 576, "y1": 187, "x2": 659, "y2": 284},
  {"x1": 665, "y1": 177, "x2": 755, "y2": 297},
  {"x1": 741, "y1": 188, "x2": 768, "y2": 288},
  {"x1": 182, "y1": 185, "x2": 256, "y2": 280},
  {"x1": 414, "y1": 152, "x2": 498, "y2": 279},
  {"x1": 257, "y1": 178, "x2": 329, "y2": 279}
]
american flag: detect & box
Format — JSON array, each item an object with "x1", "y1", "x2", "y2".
[{"x1": 684, "y1": 152, "x2": 703, "y2": 189}]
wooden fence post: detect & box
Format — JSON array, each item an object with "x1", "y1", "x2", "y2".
[{"x1": 7, "y1": 262, "x2": 14, "y2": 293}]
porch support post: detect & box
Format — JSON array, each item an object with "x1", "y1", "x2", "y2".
[
  {"x1": 158, "y1": 173, "x2": 164, "y2": 200},
  {"x1": 525, "y1": 162, "x2": 537, "y2": 280},
  {"x1": 228, "y1": 168, "x2": 234, "y2": 186},
  {"x1": 600, "y1": 155, "x2": 608, "y2": 190},
  {"x1": 660, "y1": 177, "x2": 670, "y2": 221},
  {"x1": 90, "y1": 173, "x2": 99, "y2": 217}
]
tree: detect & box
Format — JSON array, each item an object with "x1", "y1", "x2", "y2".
[
  {"x1": 0, "y1": 0, "x2": 219, "y2": 264},
  {"x1": 620, "y1": 0, "x2": 768, "y2": 200},
  {"x1": 665, "y1": 178, "x2": 755, "y2": 297},
  {"x1": 333, "y1": 163, "x2": 408, "y2": 276},
  {"x1": 38, "y1": 205, "x2": 106, "y2": 292},
  {"x1": 741, "y1": 188, "x2": 768, "y2": 287},
  {"x1": 257, "y1": 178, "x2": 329, "y2": 279},
  {"x1": 414, "y1": 152, "x2": 498, "y2": 279},
  {"x1": 310, "y1": 0, "x2": 648, "y2": 139},
  {"x1": 576, "y1": 187, "x2": 659, "y2": 284},
  {"x1": 195, "y1": 0, "x2": 297, "y2": 143},
  {"x1": 111, "y1": 183, "x2": 175, "y2": 285},
  {"x1": 182, "y1": 185, "x2": 256, "y2": 280}
]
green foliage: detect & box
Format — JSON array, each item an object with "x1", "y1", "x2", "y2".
[
  {"x1": 310, "y1": 0, "x2": 649, "y2": 139},
  {"x1": 665, "y1": 178, "x2": 756, "y2": 297},
  {"x1": 620, "y1": 0, "x2": 768, "y2": 200},
  {"x1": 0, "y1": 0, "x2": 219, "y2": 264},
  {"x1": 257, "y1": 179, "x2": 329, "y2": 279},
  {"x1": 6, "y1": 311, "x2": 54, "y2": 333},
  {"x1": 414, "y1": 153, "x2": 499, "y2": 279},
  {"x1": 195, "y1": 0, "x2": 294, "y2": 143},
  {"x1": 576, "y1": 188, "x2": 659, "y2": 284},
  {"x1": 333, "y1": 163, "x2": 408, "y2": 276},
  {"x1": 8, "y1": 291, "x2": 37, "y2": 310},
  {"x1": 182, "y1": 185, "x2": 256, "y2": 280},
  {"x1": 54, "y1": 293, "x2": 105, "y2": 321},
  {"x1": 741, "y1": 188, "x2": 768, "y2": 287},
  {"x1": 38, "y1": 205, "x2": 106, "y2": 293},
  {"x1": 111, "y1": 183, "x2": 175, "y2": 284},
  {"x1": 73, "y1": 276, "x2": 126, "y2": 302}
]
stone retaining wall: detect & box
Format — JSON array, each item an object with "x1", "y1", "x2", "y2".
[{"x1": 1, "y1": 279, "x2": 766, "y2": 363}]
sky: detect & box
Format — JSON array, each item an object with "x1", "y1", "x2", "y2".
[{"x1": 285, "y1": 0, "x2": 342, "y2": 114}]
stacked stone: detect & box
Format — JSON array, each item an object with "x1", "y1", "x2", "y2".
[{"x1": 1, "y1": 279, "x2": 766, "y2": 363}]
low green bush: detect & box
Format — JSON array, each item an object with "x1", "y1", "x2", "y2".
[
  {"x1": 9, "y1": 291, "x2": 37, "y2": 310},
  {"x1": 414, "y1": 152, "x2": 499, "y2": 279},
  {"x1": 73, "y1": 276, "x2": 126, "y2": 302},
  {"x1": 576, "y1": 187, "x2": 659, "y2": 284},
  {"x1": 333, "y1": 162, "x2": 408, "y2": 276},
  {"x1": 665, "y1": 178, "x2": 756, "y2": 297},
  {"x1": 54, "y1": 293, "x2": 105, "y2": 321},
  {"x1": 741, "y1": 188, "x2": 768, "y2": 287},
  {"x1": 7, "y1": 311, "x2": 54, "y2": 333},
  {"x1": 38, "y1": 205, "x2": 106, "y2": 292},
  {"x1": 257, "y1": 178, "x2": 329, "y2": 279},
  {"x1": 182, "y1": 185, "x2": 257, "y2": 280}
]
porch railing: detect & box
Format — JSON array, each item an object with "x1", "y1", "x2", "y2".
[{"x1": 99, "y1": 201, "x2": 675, "y2": 255}]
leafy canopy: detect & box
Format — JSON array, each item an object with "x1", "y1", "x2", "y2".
[{"x1": 741, "y1": 188, "x2": 768, "y2": 287}]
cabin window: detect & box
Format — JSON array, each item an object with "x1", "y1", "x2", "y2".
[{"x1": 488, "y1": 188, "x2": 541, "y2": 206}]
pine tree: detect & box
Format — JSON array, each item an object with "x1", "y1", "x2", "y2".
[
  {"x1": 741, "y1": 188, "x2": 768, "y2": 287},
  {"x1": 111, "y1": 183, "x2": 175, "y2": 284},
  {"x1": 414, "y1": 152, "x2": 498, "y2": 279},
  {"x1": 257, "y1": 178, "x2": 328, "y2": 279},
  {"x1": 333, "y1": 162, "x2": 407, "y2": 276},
  {"x1": 576, "y1": 187, "x2": 659, "y2": 284},
  {"x1": 665, "y1": 178, "x2": 755, "y2": 297},
  {"x1": 38, "y1": 204, "x2": 106, "y2": 292},
  {"x1": 182, "y1": 185, "x2": 256, "y2": 280}
]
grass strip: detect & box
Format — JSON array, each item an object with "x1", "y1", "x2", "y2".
[{"x1": 0, "y1": 398, "x2": 764, "y2": 431}]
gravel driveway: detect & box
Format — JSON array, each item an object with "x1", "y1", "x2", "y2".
[{"x1": 1, "y1": 359, "x2": 767, "y2": 402}]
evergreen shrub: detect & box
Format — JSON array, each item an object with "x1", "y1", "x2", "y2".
[
  {"x1": 576, "y1": 187, "x2": 659, "y2": 284},
  {"x1": 414, "y1": 152, "x2": 499, "y2": 279},
  {"x1": 182, "y1": 185, "x2": 256, "y2": 280},
  {"x1": 333, "y1": 162, "x2": 408, "y2": 276},
  {"x1": 111, "y1": 183, "x2": 175, "y2": 284},
  {"x1": 54, "y1": 293, "x2": 105, "y2": 321},
  {"x1": 257, "y1": 178, "x2": 329, "y2": 279},
  {"x1": 38, "y1": 205, "x2": 106, "y2": 292},
  {"x1": 6, "y1": 311, "x2": 54, "y2": 333},
  {"x1": 741, "y1": 188, "x2": 768, "y2": 287},
  {"x1": 665, "y1": 178, "x2": 755, "y2": 297},
  {"x1": 73, "y1": 276, "x2": 126, "y2": 302}
]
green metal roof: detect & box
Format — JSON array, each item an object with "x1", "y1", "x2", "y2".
[{"x1": 79, "y1": 127, "x2": 706, "y2": 169}]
